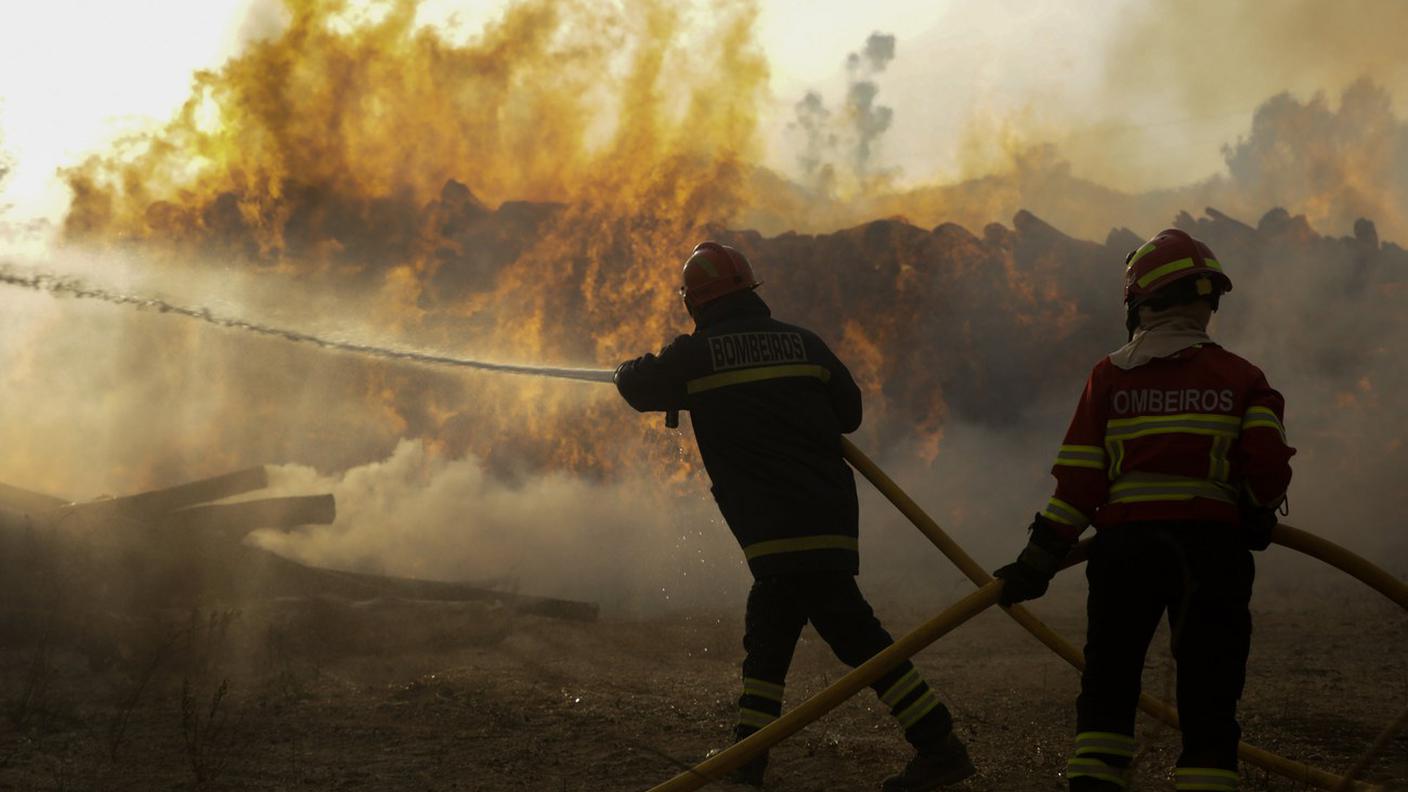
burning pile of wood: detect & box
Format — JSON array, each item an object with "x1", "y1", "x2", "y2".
[{"x1": 0, "y1": 467, "x2": 597, "y2": 665}]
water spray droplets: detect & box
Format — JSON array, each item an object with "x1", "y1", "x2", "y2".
[{"x1": 0, "y1": 263, "x2": 618, "y2": 384}]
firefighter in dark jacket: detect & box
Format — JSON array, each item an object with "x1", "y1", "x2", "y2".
[
  {"x1": 615, "y1": 242, "x2": 973, "y2": 790},
  {"x1": 994, "y1": 228, "x2": 1295, "y2": 792}
]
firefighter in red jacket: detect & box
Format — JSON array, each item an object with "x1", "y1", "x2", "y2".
[{"x1": 994, "y1": 228, "x2": 1294, "y2": 792}]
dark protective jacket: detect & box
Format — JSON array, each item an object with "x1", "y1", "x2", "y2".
[
  {"x1": 1039, "y1": 343, "x2": 1295, "y2": 541},
  {"x1": 615, "y1": 291, "x2": 864, "y2": 577}
]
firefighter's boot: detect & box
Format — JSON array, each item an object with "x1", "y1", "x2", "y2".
[
  {"x1": 726, "y1": 754, "x2": 767, "y2": 787},
  {"x1": 704, "y1": 747, "x2": 768, "y2": 788},
  {"x1": 881, "y1": 733, "x2": 976, "y2": 791}
]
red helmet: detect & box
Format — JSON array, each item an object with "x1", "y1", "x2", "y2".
[
  {"x1": 679, "y1": 241, "x2": 760, "y2": 309},
  {"x1": 1123, "y1": 228, "x2": 1232, "y2": 306}
]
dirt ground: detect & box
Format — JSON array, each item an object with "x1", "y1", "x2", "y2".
[{"x1": 1, "y1": 579, "x2": 1404, "y2": 792}]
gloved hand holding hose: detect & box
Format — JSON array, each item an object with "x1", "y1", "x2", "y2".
[
  {"x1": 993, "y1": 515, "x2": 1076, "y2": 605},
  {"x1": 1240, "y1": 503, "x2": 1278, "y2": 551}
]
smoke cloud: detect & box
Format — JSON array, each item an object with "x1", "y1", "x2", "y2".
[
  {"x1": 786, "y1": 31, "x2": 897, "y2": 194},
  {"x1": 255, "y1": 439, "x2": 749, "y2": 616},
  {"x1": 846, "y1": 32, "x2": 896, "y2": 179},
  {"x1": 791, "y1": 91, "x2": 834, "y2": 190}
]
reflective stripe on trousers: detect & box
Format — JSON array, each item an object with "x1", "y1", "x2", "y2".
[
  {"x1": 1066, "y1": 756, "x2": 1128, "y2": 788},
  {"x1": 1073, "y1": 730, "x2": 1135, "y2": 758},
  {"x1": 1175, "y1": 766, "x2": 1238, "y2": 791},
  {"x1": 742, "y1": 534, "x2": 859, "y2": 561}
]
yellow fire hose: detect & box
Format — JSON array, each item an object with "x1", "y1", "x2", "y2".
[{"x1": 646, "y1": 440, "x2": 1405, "y2": 792}]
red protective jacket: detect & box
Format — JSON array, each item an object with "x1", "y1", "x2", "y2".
[{"x1": 1040, "y1": 344, "x2": 1294, "y2": 540}]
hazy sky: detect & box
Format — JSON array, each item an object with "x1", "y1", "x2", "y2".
[{"x1": 0, "y1": 0, "x2": 1398, "y2": 235}]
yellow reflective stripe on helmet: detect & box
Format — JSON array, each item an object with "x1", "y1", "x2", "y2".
[
  {"x1": 686, "y1": 363, "x2": 830, "y2": 395},
  {"x1": 1066, "y1": 757, "x2": 1129, "y2": 788},
  {"x1": 1136, "y1": 256, "x2": 1197, "y2": 287},
  {"x1": 1109, "y1": 473, "x2": 1237, "y2": 504},
  {"x1": 738, "y1": 707, "x2": 778, "y2": 729},
  {"x1": 1126, "y1": 241, "x2": 1158, "y2": 269},
  {"x1": 742, "y1": 678, "x2": 785, "y2": 702},
  {"x1": 1073, "y1": 731, "x2": 1136, "y2": 758},
  {"x1": 1105, "y1": 412, "x2": 1240, "y2": 441},
  {"x1": 895, "y1": 689, "x2": 941, "y2": 729},
  {"x1": 1241, "y1": 405, "x2": 1286, "y2": 442},
  {"x1": 879, "y1": 668, "x2": 923, "y2": 708},
  {"x1": 1055, "y1": 444, "x2": 1107, "y2": 470},
  {"x1": 1174, "y1": 766, "x2": 1238, "y2": 791},
  {"x1": 1041, "y1": 496, "x2": 1090, "y2": 528},
  {"x1": 742, "y1": 534, "x2": 859, "y2": 561}
]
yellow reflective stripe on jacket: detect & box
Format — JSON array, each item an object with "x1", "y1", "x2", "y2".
[
  {"x1": 1073, "y1": 731, "x2": 1136, "y2": 758},
  {"x1": 1109, "y1": 473, "x2": 1237, "y2": 505},
  {"x1": 895, "y1": 689, "x2": 941, "y2": 729},
  {"x1": 1174, "y1": 766, "x2": 1238, "y2": 791},
  {"x1": 742, "y1": 677, "x2": 785, "y2": 702},
  {"x1": 1055, "y1": 444, "x2": 1106, "y2": 470},
  {"x1": 1066, "y1": 757, "x2": 1129, "y2": 788},
  {"x1": 1105, "y1": 412, "x2": 1240, "y2": 441},
  {"x1": 1041, "y1": 496, "x2": 1090, "y2": 528},
  {"x1": 879, "y1": 668, "x2": 923, "y2": 708},
  {"x1": 1207, "y1": 435, "x2": 1233, "y2": 482},
  {"x1": 1106, "y1": 437, "x2": 1126, "y2": 479},
  {"x1": 742, "y1": 534, "x2": 859, "y2": 561},
  {"x1": 1241, "y1": 405, "x2": 1287, "y2": 442},
  {"x1": 737, "y1": 707, "x2": 778, "y2": 729},
  {"x1": 686, "y1": 363, "x2": 831, "y2": 395}
]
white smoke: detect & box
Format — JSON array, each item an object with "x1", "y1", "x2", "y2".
[{"x1": 254, "y1": 438, "x2": 750, "y2": 616}]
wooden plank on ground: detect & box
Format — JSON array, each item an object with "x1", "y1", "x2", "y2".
[{"x1": 165, "y1": 494, "x2": 335, "y2": 535}]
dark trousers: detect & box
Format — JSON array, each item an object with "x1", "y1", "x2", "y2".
[
  {"x1": 1071, "y1": 523, "x2": 1253, "y2": 789},
  {"x1": 734, "y1": 571, "x2": 952, "y2": 755}
]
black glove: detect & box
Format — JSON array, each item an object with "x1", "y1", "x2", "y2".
[
  {"x1": 1240, "y1": 504, "x2": 1277, "y2": 551},
  {"x1": 993, "y1": 515, "x2": 1075, "y2": 606},
  {"x1": 612, "y1": 359, "x2": 636, "y2": 385}
]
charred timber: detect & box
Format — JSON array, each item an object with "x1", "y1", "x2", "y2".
[
  {"x1": 296, "y1": 565, "x2": 600, "y2": 622},
  {"x1": 164, "y1": 494, "x2": 336, "y2": 536},
  {"x1": 96, "y1": 466, "x2": 270, "y2": 519},
  {"x1": 0, "y1": 481, "x2": 68, "y2": 517}
]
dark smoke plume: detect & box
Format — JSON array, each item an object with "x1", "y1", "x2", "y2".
[
  {"x1": 791, "y1": 91, "x2": 835, "y2": 190},
  {"x1": 846, "y1": 32, "x2": 896, "y2": 178},
  {"x1": 787, "y1": 31, "x2": 897, "y2": 192}
]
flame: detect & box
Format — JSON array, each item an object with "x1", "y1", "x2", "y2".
[{"x1": 53, "y1": 0, "x2": 771, "y2": 487}]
